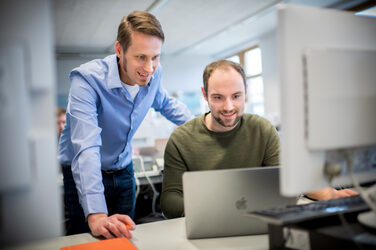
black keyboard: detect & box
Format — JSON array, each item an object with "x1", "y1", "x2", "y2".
[{"x1": 246, "y1": 195, "x2": 370, "y2": 225}]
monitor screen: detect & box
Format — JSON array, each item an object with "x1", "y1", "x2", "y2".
[{"x1": 277, "y1": 4, "x2": 376, "y2": 196}]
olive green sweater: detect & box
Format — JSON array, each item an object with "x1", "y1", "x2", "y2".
[{"x1": 161, "y1": 113, "x2": 280, "y2": 218}]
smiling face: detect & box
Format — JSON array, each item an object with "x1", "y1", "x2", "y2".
[
  {"x1": 202, "y1": 67, "x2": 247, "y2": 132},
  {"x1": 115, "y1": 31, "x2": 162, "y2": 86}
]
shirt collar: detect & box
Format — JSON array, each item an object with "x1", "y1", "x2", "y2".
[{"x1": 107, "y1": 54, "x2": 123, "y2": 89}]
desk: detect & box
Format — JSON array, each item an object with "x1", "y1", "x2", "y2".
[{"x1": 5, "y1": 218, "x2": 268, "y2": 250}]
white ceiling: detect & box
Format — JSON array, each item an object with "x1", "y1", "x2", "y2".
[{"x1": 54, "y1": 0, "x2": 370, "y2": 57}]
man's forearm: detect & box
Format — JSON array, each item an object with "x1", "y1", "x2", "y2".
[{"x1": 161, "y1": 191, "x2": 184, "y2": 219}]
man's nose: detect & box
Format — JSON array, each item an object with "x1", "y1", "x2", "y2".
[
  {"x1": 223, "y1": 98, "x2": 234, "y2": 111},
  {"x1": 143, "y1": 60, "x2": 153, "y2": 73}
]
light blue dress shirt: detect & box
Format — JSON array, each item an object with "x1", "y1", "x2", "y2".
[{"x1": 58, "y1": 54, "x2": 193, "y2": 217}]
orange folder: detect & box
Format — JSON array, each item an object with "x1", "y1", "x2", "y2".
[{"x1": 60, "y1": 237, "x2": 137, "y2": 250}]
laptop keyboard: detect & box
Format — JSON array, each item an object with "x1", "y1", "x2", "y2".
[{"x1": 246, "y1": 195, "x2": 369, "y2": 225}]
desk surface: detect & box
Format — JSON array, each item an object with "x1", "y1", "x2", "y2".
[{"x1": 6, "y1": 218, "x2": 268, "y2": 250}]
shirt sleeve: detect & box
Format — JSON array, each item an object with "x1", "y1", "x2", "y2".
[
  {"x1": 68, "y1": 71, "x2": 107, "y2": 217},
  {"x1": 263, "y1": 125, "x2": 280, "y2": 166},
  {"x1": 161, "y1": 132, "x2": 187, "y2": 218},
  {"x1": 151, "y1": 79, "x2": 194, "y2": 125}
]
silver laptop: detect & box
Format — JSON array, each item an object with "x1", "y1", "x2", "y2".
[{"x1": 183, "y1": 166, "x2": 296, "y2": 239}]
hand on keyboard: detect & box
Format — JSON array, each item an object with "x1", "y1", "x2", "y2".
[
  {"x1": 305, "y1": 187, "x2": 358, "y2": 201},
  {"x1": 247, "y1": 195, "x2": 369, "y2": 225}
]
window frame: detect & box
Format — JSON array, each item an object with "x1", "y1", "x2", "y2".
[{"x1": 225, "y1": 45, "x2": 264, "y2": 115}]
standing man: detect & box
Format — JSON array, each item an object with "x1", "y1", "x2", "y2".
[{"x1": 58, "y1": 11, "x2": 192, "y2": 239}]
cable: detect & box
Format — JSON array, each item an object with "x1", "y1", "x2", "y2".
[
  {"x1": 281, "y1": 227, "x2": 293, "y2": 248},
  {"x1": 134, "y1": 173, "x2": 140, "y2": 200},
  {"x1": 134, "y1": 155, "x2": 160, "y2": 214}
]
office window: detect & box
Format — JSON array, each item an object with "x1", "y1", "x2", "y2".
[
  {"x1": 225, "y1": 46, "x2": 264, "y2": 116},
  {"x1": 245, "y1": 47, "x2": 262, "y2": 76},
  {"x1": 226, "y1": 55, "x2": 240, "y2": 64},
  {"x1": 248, "y1": 76, "x2": 264, "y2": 115},
  {"x1": 245, "y1": 47, "x2": 264, "y2": 116}
]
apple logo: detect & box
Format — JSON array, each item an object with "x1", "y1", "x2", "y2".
[{"x1": 235, "y1": 197, "x2": 247, "y2": 210}]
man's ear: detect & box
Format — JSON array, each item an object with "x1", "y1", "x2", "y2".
[
  {"x1": 201, "y1": 86, "x2": 208, "y2": 101},
  {"x1": 244, "y1": 83, "x2": 248, "y2": 102},
  {"x1": 115, "y1": 41, "x2": 122, "y2": 58}
]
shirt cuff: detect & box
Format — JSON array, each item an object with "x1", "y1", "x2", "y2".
[{"x1": 81, "y1": 193, "x2": 108, "y2": 218}]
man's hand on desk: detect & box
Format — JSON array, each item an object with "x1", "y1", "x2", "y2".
[
  {"x1": 88, "y1": 213, "x2": 136, "y2": 239},
  {"x1": 306, "y1": 187, "x2": 358, "y2": 201}
]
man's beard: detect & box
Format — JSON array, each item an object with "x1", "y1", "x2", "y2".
[{"x1": 212, "y1": 111, "x2": 242, "y2": 128}]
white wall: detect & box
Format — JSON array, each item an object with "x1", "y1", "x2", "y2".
[{"x1": 160, "y1": 53, "x2": 213, "y2": 93}]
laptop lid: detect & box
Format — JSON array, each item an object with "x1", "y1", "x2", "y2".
[{"x1": 183, "y1": 167, "x2": 296, "y2": 239}]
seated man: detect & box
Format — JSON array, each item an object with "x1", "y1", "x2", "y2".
[{"x1": 161, "y1": 59, "x2": 357, "y2": 219}]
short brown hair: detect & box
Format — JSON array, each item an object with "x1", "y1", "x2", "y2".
[
  {"x1": 55, "y1": 107, "x2": 66, "y2": 117},
  {"x1": 203, "y1": 60, "x2": 247, "y2": 94},
  {"x1": 117, "y1": 11, "x2": 165, "y2": 53}
]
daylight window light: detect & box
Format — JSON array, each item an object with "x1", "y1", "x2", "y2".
[{"x1": 355, "y1": 6, "x2": 376, "y2": 18}]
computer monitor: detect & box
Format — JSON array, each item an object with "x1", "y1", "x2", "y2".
[
  {"x1": 0, "y1": 0, "x2": 62, "y2": 246},
  {"x1": 277, "y1": 4, "x2": 376, "y2": 197}
]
